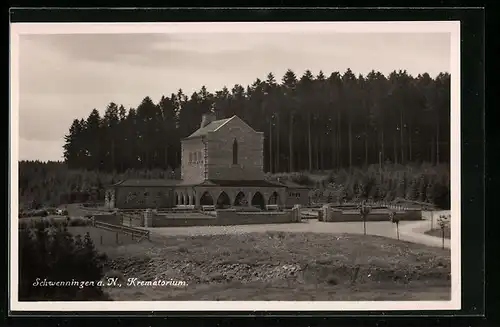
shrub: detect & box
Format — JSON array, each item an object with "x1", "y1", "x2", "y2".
[
  {"x1": 19, "y1": 225, "x2": 109, "y2": 301},
  {"x1": 326, "y1": 274, "x2": 339, "y2": 285},
  {"x1": 68, "y1": 217, "x2": 92, "y2": 227}
]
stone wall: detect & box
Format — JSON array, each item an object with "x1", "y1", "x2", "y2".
[
  {"x1": 114, "y1": 186, "x2": 175, "y2": 209},
  {"x1": 284, "y1": 188, "x2": 310, "y2": 208},
  {"x1": 181, "y1": 137, "x2": 206, "y2": 184},
  {"x1": 150, "y1": 209, "x2": 297, "y2": 227},
  {"x1": 206, "y1": 117, "x2": 265, "y2": 181}
]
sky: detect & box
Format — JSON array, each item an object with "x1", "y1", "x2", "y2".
[{"x1": 16, "y1": 30, "x2": 451, "y2": 162}]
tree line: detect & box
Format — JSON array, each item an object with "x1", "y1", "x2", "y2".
[{"x1": 63, "y1": 68, "x2": 450, "y2": 173}]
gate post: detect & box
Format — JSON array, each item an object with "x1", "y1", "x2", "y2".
[
  {"x1": 293, "y1": 204, "x2": 302, "y2": 222},
  {"x1": 144, "y1": 209, "x2": 153, "y2": 228},
  {"x1": 322, "y1": 204, "x2": 330, "y2": 222}
]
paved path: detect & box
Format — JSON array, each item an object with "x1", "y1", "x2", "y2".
[
  {"x1": 398, "y1": 220, "x2": 451, "y2": 249},
  {"x1": 147, "y1": 219, "x2": 450, "y2": 249}
]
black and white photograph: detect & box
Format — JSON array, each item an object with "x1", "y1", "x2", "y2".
[{"x1": 10, "y1": 21, "x2": 461, "y2": 311}]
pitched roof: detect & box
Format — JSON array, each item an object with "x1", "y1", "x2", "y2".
[
  {"x1": 200, "y1": 179, "x2": 286, "y2": 188},
  {"x1": 276, "y1": 180, "x2": 312, "y2": 189},
  {"x1": 111, "y1": 179, "x2": 182, "y2": 187},
  {"x1": 184, "y1": 116, "x2": 233, "y2": 139}
]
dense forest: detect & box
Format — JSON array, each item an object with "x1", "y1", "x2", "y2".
[
  {"x1": 62, "y1": 68, "x2": 451, "y2": 173},
  {"x1": 19, "y1": 68, "x2": 451, "y2": 209}
]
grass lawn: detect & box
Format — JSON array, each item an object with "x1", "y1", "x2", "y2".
[
  {"x1": 424, "y1": 227, "x2": 451, "y2": 240},
  {"x1": 90, "y1": 231, "x2": 451, "y2": 301}
]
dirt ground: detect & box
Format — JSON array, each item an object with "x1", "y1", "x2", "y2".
[
  {"x1": 145, "y1": 219, "x2": 450, "y2": 248},
  {"x1": 76, "y1": 230, "x2": 452, "y2": 301}
]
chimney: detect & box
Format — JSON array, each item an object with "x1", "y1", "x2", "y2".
[{"x1": 200, "y1": 112, "x2": 216, "y2": 128}]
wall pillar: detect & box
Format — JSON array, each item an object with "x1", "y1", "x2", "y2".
[
  {"x1": 247, "y1": 191, "x2": 253, "y2": 207},
  {"x1": 195, "y1": 188, "x2": 201, "y2": 208},
  {"x1": 210, "y1": 190, "x2": 218, "y2": 206},
  {"x1": 279, "y1": 189, "x2": 286, "y2": 207},
  {"x1": 144, "y1": 209, "x2": 152, "y2": 227},
  {"x1": 293, "y1": 204, "x2": 302, "y2": 222},
  {"x1": 227, "y1": 189, "x2": 235, "y2": 207},
  {"x1": 322, "y1": 204, "x2": 331, "y2": 222}
]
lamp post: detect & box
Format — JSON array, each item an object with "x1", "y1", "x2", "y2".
[
  {"x1": 437, "y1": 214, "x2": 450, "y2": 249},
  {"x1": 360, "y1": 201, "x2": 371, "y2": 236}
]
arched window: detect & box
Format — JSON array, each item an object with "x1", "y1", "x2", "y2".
[{"x1": 232, "y1": 139, "x2": 238, "y2": 165}]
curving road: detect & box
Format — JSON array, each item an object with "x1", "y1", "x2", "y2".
[{"x1": 146, "y1": 218, "x2": 451, "y2": 249}]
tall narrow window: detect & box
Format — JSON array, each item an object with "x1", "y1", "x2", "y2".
[{"x1": 232, "y1": 139, "x2": 238, "y2": 165}]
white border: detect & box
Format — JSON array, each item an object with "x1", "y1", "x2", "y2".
[{"x1": 9, "y1": 21, "x2": 461, "y2": 312}]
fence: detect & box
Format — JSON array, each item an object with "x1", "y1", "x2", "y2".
[
  {"x1": 120, "y1": 212, "x2": 144, "y2": 227},
  {"x1": 93, "y1": 219, "x2": 150, "y2": 242},
  {"x1": 201, "y1": 205, "x2": 216, "y2": 212}
]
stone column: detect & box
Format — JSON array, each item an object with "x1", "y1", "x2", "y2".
[
  {"x1": 195, "y1": 189, "x2": 201, "y2": 208},
  {"x1": 247, "y1": 191, "x2": 253, "y2": 208}
]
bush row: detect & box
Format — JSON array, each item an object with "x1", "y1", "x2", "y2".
[
  {"x1": 19, "y1": 216, "x2": 92, "y2": 230},
  {"x1": 19, "y1": 207, "x2": 69, "y2": 218}
]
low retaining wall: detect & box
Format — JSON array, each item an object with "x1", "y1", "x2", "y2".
[
  {"x1": 323, "y1": 207, "x2": 422, "y2": 222},
  {"x1": 151, "y1": 215, "x2": 215, "y2": 227},
  {"x1": 93, "y1": 214, "x2": 122, "y2": 225},
  {"x1": 150, "y1": 208, "x2": 299, "y2": 227}
]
